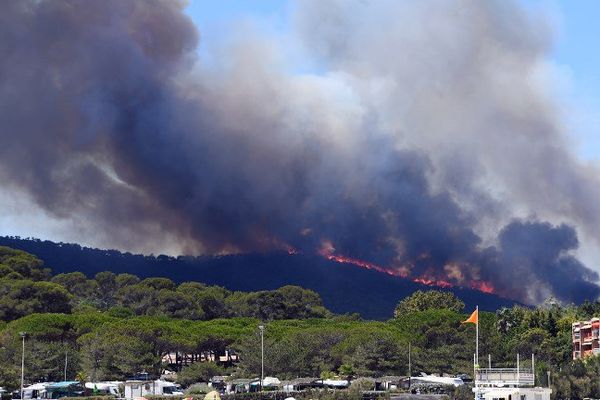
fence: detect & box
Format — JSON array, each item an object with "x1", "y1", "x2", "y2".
[{"x1": 475, "y1": 368, "x2": 534, "y2": 387}]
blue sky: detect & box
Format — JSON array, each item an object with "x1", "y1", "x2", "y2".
[
  {"x1": 185, "y1": 0, "x2": 600, "y2": 160},
  {"x1": 548, "y1": 1, "x2": 600, "y2": 160}
]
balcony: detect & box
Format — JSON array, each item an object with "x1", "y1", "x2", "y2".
[{"x1": 573, "y1": 333, "x2": 581, "y2": 340}]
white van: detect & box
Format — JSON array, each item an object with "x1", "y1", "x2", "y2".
[
  {"x1": 21, "y1": 383, "x2": 51, "y2": 400},
  {"x1": 124, "y1": 380, "x2": 183, "y2": 399},
  {"x1": 85, "y1": 382, "x2": 121, "y2": 397}
]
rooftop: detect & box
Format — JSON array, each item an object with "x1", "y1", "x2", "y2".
[{"x1": 475, "y1": 368, "x2": 534, "y2": 387}]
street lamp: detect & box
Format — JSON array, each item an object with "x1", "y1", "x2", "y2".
[
  {"x1": 258, "y1": 324, "x2": 264, "y2": 392},
  {"x1": 19, "y1": 332, "x2": 26, "y2": 400}
]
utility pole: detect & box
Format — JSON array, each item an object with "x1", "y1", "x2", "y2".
[
  {"x1": 64, "y1": 349, "x2": 68, "y2": 381},
  {"x1": 20, "y1": 332, "x2": 26, "y2": 400},
  {"x1": 408, "y1": 342, "x2": 412, "y2": 388},
  {"x1": 517, "y1": 353, "x2": 520, "y2": 385},
  {"x1": 532, "y1": 353, "x2": 535, "y2": 386},
  {"x1": 258, "y1": 324, "x2": 265, "y2": 392}
]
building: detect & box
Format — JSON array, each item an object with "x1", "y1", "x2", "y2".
[
  {"x1": 161, "y1": 349, "x2": 239, "y2": 371},
  {"x1": 473, "y1": 357, "x2": 551, "y2": 400},
  {"x1": 376, "y1": 376, "x2": 407, "y2": 391},
  {"x1": 572, "y1": 318, "x2": 600, "y2": 359}
]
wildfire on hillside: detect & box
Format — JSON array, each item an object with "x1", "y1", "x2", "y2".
[{"x1": 315, "y1": 240, "x2": 497, "y2": 295}]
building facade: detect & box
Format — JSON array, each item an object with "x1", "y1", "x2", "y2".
[{"x1": 572, "y1": 318, "x2": 600, "y2": 359}]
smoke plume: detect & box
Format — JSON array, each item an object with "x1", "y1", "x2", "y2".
[{"x1": 1, "y1": 0, "x2": 599, "y2": 304}]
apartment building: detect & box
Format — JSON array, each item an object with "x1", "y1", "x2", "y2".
[{"x1": 572, "y1": 318, "x2": 600, "y2": 359}]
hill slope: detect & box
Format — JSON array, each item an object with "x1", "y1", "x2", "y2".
[{"x1": 0, "y1": 236, "x2": 517, "y2": 319}]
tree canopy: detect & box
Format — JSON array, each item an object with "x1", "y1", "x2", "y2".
[
  {"x1": 2, "y1": 246, "x2": 600, "y2": 400},
  {"x1": 394, "y1": 290, "x2": 465, "y2": 317},
  {"x1": 0, "y1": 247, "x2": 330, "y2": 322}
]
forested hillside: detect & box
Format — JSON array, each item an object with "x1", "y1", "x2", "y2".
[
  {"x1": 2, "y1": 246, "x2": 600, "y2": 399},
  {"x1": 0, "y1": 236, "x2": 518, "y2": 319},
  {"x1": 0, "y1": 246, "x2": 330, "y2": 322}
]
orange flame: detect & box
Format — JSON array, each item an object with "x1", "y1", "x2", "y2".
[
  {"x1": 413, "y1": 277, "x2": 454, "y2": 288},
  {"x1": 317, "y1": 240, "x2": 497, "y2": 295},
  {"x1": 323, "y1": 253, "x2": 402, "y2": 277},
  {"x1": 469, "y1": 280, "x2": 495, "y2": 294}
]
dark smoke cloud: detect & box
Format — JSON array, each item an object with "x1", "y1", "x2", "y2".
[
  {"x1": 0, "y1": 0, "x2": 598, "y2": 304},
  {"x1": 495, "y1": 221, "x2": 599, "y2": 303}
]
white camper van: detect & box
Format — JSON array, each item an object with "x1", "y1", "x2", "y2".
[
  {"x1": 85, "y1": 382, "x2": 121, "y2": 397},
  {"x1": 21, "y1": 383, "x2": 50, "y2": 400},
  {"x1": 124, "y1": 380, "x2": 182, "y2": 399}
]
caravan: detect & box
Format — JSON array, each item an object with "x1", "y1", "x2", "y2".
[
  {"x1": 124, "y1": 380, "x2": 182, "y2": 399},
  {"x1": 84, "y1": 382, "x2": 121, "y2": 397},
  {"x1": 42, "y1": 382, "x2": 85, "y2": 399},
  {"x1": 18, "y1": 383, "x2": 50, "y2": 400},
  {"x1": 411, "y1": 373, "x2": 464, "y2": 387}
]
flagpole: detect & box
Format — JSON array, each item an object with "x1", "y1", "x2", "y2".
[{"x1": 476, "y1": 305, "x2": 479, "y2": 367}]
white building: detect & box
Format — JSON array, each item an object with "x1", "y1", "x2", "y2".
[{"x1": 473, "y1": 357, "x2": 551, "y2": 400}]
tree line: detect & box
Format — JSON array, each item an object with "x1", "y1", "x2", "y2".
[
  {"x1": 3, "y1": 246, "x2": 600, "y2": 399},
  {"x1": 0, "y1": 246, "x2": 330, "y2": 322}
]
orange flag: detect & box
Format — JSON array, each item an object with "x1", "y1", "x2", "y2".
[{"x1": 462, "y1": 308, "x2": 478, "y2": 324}]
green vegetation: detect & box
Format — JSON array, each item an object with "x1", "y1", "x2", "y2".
[
  {"x1": 0, "y1": 246, "x2": 329, "y2": 322},
  {"x1": 178, "y1": 362, "x2": 227, "y2": 387},
  {"x1": 394, "y1": 290, "x2": 465, "y2": 317},
  {"x1": 3, "y1": 246, "x2": 600, "y2": 399}
]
